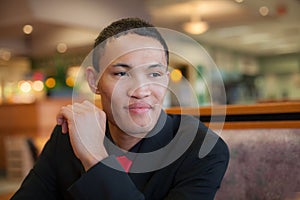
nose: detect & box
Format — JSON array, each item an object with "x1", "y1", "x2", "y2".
[{"x1": 128, "y1": 84, "x2": 151, "y2": 99}]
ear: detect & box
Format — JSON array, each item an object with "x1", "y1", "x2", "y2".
[
  {"x1": 166, "y1": 70, "x2": 170, "y2": 83},
  {"x1": 166, "y1": 70, "x2": 170, "y2": 77},
  {"x1": 86, "y1": 66, "x2": 100, "y2": 94}
]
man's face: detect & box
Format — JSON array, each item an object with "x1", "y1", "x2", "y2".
[{"x1": 97, "y1": 34, "x2": 169, "y2": 136}]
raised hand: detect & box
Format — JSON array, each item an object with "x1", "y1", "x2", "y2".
[{"x1": 57, "y1": 100, "x2": 108, "y2": 171}]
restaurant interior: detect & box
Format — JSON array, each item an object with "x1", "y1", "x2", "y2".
[{"x1": 0, "y1": 0, "x2": 299, "y2": 199}]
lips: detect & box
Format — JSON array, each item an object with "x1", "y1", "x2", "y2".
[{"x1": 127, "y1": 102, "x2": 152, "y2": 114}]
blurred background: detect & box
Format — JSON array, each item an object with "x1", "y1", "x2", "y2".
[
  {"x1": 0, "y1": 0, "x2": 299, "y2": 199},
  {"x1": 1, "y1": 0, "x2": 300, "y2": 105}
]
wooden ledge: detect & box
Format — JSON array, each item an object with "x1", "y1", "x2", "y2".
[{"x1": 165, "y1": 101, "x2": 300, "y2": 129}]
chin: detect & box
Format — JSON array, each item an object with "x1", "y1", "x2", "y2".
[{"x1": 120, "y1": 121, "x2": 156, "y2": 137}]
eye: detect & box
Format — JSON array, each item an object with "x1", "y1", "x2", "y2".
[
  {"x1": 150, "y1": 72, "x2": 162, "y2": 77},
  {"x1": 114, "y1": 71, "x2": 127, "y2": 77}
]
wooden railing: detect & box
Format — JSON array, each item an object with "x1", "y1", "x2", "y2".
[{"x1": 165, "y1": 101, "x2": 300, "y2": 129}]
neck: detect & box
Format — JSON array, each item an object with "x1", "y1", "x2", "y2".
[{"x1": 108, "y1": 121, "x2": 144, "y2": 151}]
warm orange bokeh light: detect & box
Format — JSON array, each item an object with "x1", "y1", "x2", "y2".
[
  {"x1": 45, "y1": 78, "x2": 56, "y2": 88},
  {"x1": 170, "y1": 69, "x2": 183, "y2": 82}
]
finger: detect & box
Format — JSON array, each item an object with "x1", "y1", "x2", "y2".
[
  {"x1": 58, "y1": 106, "x2": 74, "y2": 133},
  {"x1": 63, "y1": 105, "x2": 75, "y2": 118},
  {"x1": 62, "y1": 120, "x2": 68, "y2": 134},
  {"x1": 56, "y1": 112, "x2": 65, "y2": 125},
  {"x1": 82, "y1": 100, "x2": 100, "y2": 111},
  {"x1": 82, "y1": 100, "x2": 95, "y2": 107},
  {"x1": 73, "y1": 102, "x2": 101, "y2": 121},
  {"x1": 72, "y1": 102, "x2": 89, "y2": 114}
]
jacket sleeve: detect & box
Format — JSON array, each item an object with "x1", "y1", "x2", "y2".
[
  {"x1": 164, "y1": 134, "x2": 230, "y2": 200},
  {"x1": 68, "y1": 156, "x2": 145, "y2": 200},
  {"x1": 11, "y1": 126, "x2": 61, "y2": 200},
  {"x1": 11, "y1": 125, "x2": 145, "y2": 200}
]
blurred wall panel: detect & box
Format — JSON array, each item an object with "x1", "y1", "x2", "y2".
[
  {"x1": 0, "y1": 98, "x2": 72, "y2": 172},
  {"x1": 0, "y1": 103, "x2": 38, "y2": 170}
]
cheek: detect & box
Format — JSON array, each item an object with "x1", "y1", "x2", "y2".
[
  {"x1": 151, "y1": 85, "x2": 168, "y2": 101},
  {"x1": 99, "y1": 80, "x2": 125, "y2": 105},
  {"x1": 98, "y1": 79, "x2": 113, "y2": 106}
]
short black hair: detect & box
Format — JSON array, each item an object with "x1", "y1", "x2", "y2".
[{"x1": 92, "y1": 18, "x2": 169, "y2": 71}]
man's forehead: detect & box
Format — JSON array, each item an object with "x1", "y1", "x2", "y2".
[
  {"x1": 106, "y1": 34, "x2": 164, "y2": 55},
  {"x1": 99, "y1": 34, "x2": 166, "y2": 69}
]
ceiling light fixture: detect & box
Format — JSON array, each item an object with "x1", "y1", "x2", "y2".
[
  {"x1": 259, "y1": 6, "x2": 269, "y2": 16},
  {"x1": 23, "y1": 24, "x2": 33, "y2": 35},
  {"x1": 183, "y1": 15, "x2": 209, "y2": 35},
  {"x1": 56, "y1": 43, "x2": 68, "y2": 53}
]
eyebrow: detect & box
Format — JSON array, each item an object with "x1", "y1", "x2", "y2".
[
  {"x1": 148, "y1": 63, "x2": 166, "y2": 69},
  {"x1": 112, "y1": 63, "x2": 166, "y2": 69},
  {"x1": 112, "y1": 63, "x2": 132, "y2": 68}
]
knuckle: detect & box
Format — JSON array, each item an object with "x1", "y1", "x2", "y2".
[
  {"x1": 73, "y1": 102, "x2": 80, "y2": 107},
  {"x1": 83, "y1": 100, "x2": 91, "y2": 105},
  {"x1": 60, "y1": 106, "x2": 68, "y2": 112}
]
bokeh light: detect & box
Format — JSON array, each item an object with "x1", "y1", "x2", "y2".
[
  {"x1": 45, "y1": 77, "x2": 56, "y2": 88},
  {"x1": 32, "y1": 80, "x2": 44, "y2": 92},
  {"x1": 170, "y1": 69, "x2": 183, "y2": 83},
  {"x1": 19, "y1": 81, "x2": 32, "y2": 93},
  {"x1": 65, "y1": 76, "x2": 75, "y2": 87},
  {"x1": 23, "y1": 24, "x2": 33, "y2": 35}
]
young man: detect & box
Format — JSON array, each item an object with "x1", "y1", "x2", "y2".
[{"x1": 12, "y1": 18, "x2": 229, "y2": 200}]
